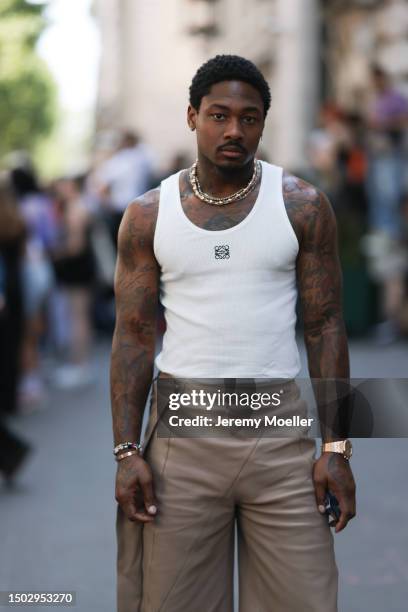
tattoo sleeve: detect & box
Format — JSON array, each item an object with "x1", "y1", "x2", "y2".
[
  {"x1": 292, "y1": 183, "x2": 351, "y2": 441},
  {"x1": 110, "y1": 192, "x2": 160, "y2": 445}
]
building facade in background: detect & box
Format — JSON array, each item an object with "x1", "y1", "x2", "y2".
[
  {"x1": 95, "y1": 0, "x2": 408, "y2": 172},
  {"x1": 322, "y1": 0, "x2": 408, "y2": 109}
]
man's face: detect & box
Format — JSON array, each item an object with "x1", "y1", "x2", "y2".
[{"x1": 188, "y1": 80, "x2": 265, "y2": 168}]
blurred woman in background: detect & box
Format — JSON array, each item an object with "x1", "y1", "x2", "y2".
[
  {"x1": 10, "y1": 166, "x2": 56, "y2": 405},
  {"x1": 52, "y1": 176, "x2": 96, "y2": 388}
]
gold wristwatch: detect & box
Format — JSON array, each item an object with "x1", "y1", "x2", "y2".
[{"x1": 321, "y1": 439, "x2": 352, "y2": 460}]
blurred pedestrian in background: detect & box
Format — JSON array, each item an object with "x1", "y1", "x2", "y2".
[
  {"x1": 0, "y1": 173, "x2": 31, "y2": 482},
  {"x1": 362, "y1": 65, "x2": 408, "y2": 343},
  {"x1": 10, "y1": 165, "x2": 56, "y2": 406},
  {"x1": 95, "y1": 130, "x2": 154, "y2": 249},
  {"x1": 331, "y1": 112, "x2": 369, "y2": 266},
  {"x1": 51, "y1": 176, "x2": 96, "y2": 389},
  {"x1": 338, "y1": 113, "x2": 368, "y2": 223},
  {"x1": 366, "y1": 65, "x2": 408, "y2": 238},
  {"x1": 307, "y1": 103, "x2": 351, "y2": 203}
]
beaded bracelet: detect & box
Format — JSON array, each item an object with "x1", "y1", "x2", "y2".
[{"x1": 113, "y1": 442, "x2": 143, "y2": 456}]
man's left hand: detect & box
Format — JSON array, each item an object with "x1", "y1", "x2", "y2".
[{"x1": 313, "y1": 452, "x2": 356, "y2": 533}]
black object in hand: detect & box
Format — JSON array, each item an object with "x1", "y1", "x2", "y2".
[{"x1": 324, "y1": 491, "x2": 341, "y2": 524}]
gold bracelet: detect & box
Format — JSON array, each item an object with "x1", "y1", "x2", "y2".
[{"x1": 116, "y1": 450, "x2": 139, "y2": 462}]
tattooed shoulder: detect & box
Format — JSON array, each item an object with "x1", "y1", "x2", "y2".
[
  {"x1": 134, "y1": 186, "x2": 161, "y2": 210},
  {"x1": 282, "y1": 171, "x2": 332, "y2": 246},
  {"x1": 117, "y1": 187, "x2": 160, "y2": 267},
  {"x1": 124, "y1": 188, "x2": 160, "y2": 242},
  {"x1": 127, "y1": 186, "x2": 160, "y2": 225}
]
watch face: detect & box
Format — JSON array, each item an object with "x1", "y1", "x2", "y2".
[{"x1": 344, "y1": 440, "x2": 352, "y2": 459}]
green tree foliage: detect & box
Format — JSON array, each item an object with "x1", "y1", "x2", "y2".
[{"x1": 0, "y1": 0, "x2": 56, "y2": 158}]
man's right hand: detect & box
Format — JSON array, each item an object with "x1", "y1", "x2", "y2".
[{"x1": 115, "y1": 455, "x2": 158, "y2": 523}]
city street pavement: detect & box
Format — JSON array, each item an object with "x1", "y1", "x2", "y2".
[{"x1": 0, "y1": 336, "x2": 407, "y2": 612}]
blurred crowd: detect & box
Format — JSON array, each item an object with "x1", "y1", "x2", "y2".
[
  {"x1": 0, "y1": 129, "x2": 183, "y2": 482},
  {"x1": 1, "y1": 64, "x2": 408, "y2": 483},
  {"x1": 305, "y1": 65, "x2": 408, "y2": 344}
]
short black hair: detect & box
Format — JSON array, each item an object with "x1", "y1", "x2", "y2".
[{"x1": 189, "y1": 54, "x2": 271, "y2": 117}]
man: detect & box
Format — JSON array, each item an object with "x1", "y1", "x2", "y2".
[
  {"x1": 97, "y1": 130, "x2": 154, "y2": 248},
  {"x1": 111, "y1": 55, "x2": 356, "y2": 612}
]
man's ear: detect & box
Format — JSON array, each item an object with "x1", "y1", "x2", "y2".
[{"x1": 187, "y1": 105, "x2": 197, "y2": 131}]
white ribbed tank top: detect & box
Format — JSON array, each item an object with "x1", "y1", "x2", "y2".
[{"x1": 154, "y1": 161, "x2": 301, "y2": 378}]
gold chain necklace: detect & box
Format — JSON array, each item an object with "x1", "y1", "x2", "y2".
[{"x1": 189, "y1": 159, "x2": 261, "y2": 206}]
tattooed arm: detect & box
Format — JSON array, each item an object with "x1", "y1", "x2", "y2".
[
  {"x1": 285, "y1": 175, "x2": 350, "y2": 427},
  {"x1": 111, "y1": 189, "x2": 160, "y2": 522},
  {"x1": 284, "y1": 173, "x2": 356, "y2": 533}
]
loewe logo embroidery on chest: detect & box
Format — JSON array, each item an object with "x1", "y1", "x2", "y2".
[{"x1": 214, "y1": 245, "x2": 230, "y2": 259}]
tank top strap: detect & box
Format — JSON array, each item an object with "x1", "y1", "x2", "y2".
[{"x1": 154, "y1": 170, "x2": 183, "y2": 252}]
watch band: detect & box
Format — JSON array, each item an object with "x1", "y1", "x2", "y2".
[{"x1": 321, "y1": 439, "x2": 352, "y2": 459}]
